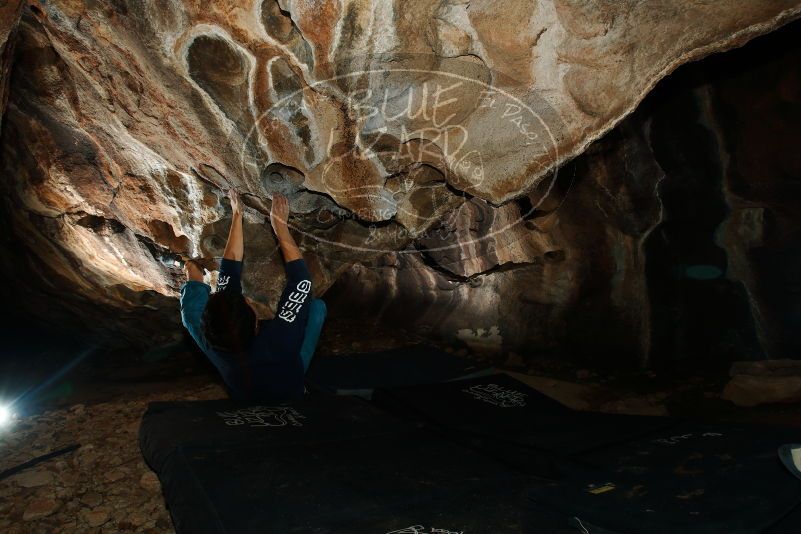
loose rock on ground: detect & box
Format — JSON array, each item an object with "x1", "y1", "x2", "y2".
[{"x1": 0, "y1": 382, "x2": 225, "y2": 533}]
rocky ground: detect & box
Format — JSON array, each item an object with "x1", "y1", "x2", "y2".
[{"x1": 0, "y1": 379, "x2": 226, "y2": 533}]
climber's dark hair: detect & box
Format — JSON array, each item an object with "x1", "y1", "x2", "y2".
[{"x1": 202, "y1": 291, "x2": 256, "y2": 353}]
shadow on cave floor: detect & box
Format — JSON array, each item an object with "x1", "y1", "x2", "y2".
[
  {"x1": 1, "y1": 312, "x2": 800, "y2": 427},
  {"x1": 0, "y1": 302, "x2": 801, "y2": 436},
  {"x1": 0, "y1": 312, "x2": 217, "y2": 416}
]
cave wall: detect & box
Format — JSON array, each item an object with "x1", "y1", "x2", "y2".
[
  {"x1": 326, "y1": 19, "x2": 801, "y2": 368},
  {"x1": 712, "y1": 25, "x2": 801, "y2": 361},
  {"x1": 325, "y1": 105, "x2": 665, "y2": 366},
  {"x1": 0, "y1": 0, "x2": 22, "y2": 133},
  {"x1": 0, "y1": 1, "x2": 799, "y2": 356}
]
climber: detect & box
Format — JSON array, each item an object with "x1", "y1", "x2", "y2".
[{"x1": 178, "y1": 190, "x2": 327, "y2": 401}]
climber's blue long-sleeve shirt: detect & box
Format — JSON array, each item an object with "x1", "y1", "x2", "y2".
[{"x1": 179, "y1": 258, "x2": 322, "y2": 402}]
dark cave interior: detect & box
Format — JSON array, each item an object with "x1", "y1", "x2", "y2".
[{"x1": 0, "y1": 4, "x2": 800, "y2": 534}]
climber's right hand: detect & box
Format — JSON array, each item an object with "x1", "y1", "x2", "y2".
[
  {"x1": 228, "y1": 188, "x2": 243, "y2": 215},
  {"x1": 270, "y1": 193, "x2": 290, "y2": 235}
]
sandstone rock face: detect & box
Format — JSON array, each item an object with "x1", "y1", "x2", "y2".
[
  {"x1": 0, "y1": 1, "x2": 799, "y2": 357},
  {"x1": 0, "y1": 0, "x2": 22, "y2": 134}
]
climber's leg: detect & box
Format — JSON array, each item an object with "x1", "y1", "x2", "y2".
[{"x1": 300, "y1": 299, "x2": 327, "y2": 372}]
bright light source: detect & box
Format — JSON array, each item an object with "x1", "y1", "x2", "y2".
[{"x1": 0, "y1": 404, "x2": 13, "y2": 426}]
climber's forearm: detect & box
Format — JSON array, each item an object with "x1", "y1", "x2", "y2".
[
  {"x1": 184, "y1": 260, "x2": 205, "y2": 282},
  {"x1": 222, "y1": 207, "x2": 244, "y2": 261},
  {"x1": 276, "y1": 227, "x2": 302, "y2": 263}
]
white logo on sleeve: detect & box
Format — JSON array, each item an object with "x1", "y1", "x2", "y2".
[
  {"x1": 277, "y1": 279, "x2": 311, "y2": 322},
  {"x1": 217, "y1": 274, "x2": 231, "y2": 291}
]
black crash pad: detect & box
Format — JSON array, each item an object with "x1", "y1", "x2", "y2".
[
  {"x1": 139, "y1": 395, "x2": 401, "y2": 473},
  {"x1": 305, "y1": 344, "x2": 489, "y2": 395},
  {"x1": 765, "y1": 500, "x2": 801, "y2": 533},
  {"x1": 139, "y1": 395, "x2": 533, "y2": 534},
  {"x1": 529, "y1": 422, "x2": 801, "y2": 534},
  {"x1": 373, "y1": 373, "x2": 676, "y2": 460}
]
